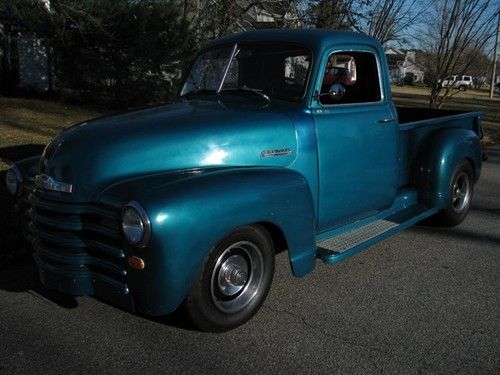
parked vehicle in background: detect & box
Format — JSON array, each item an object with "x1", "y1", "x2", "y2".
[
  {"x1": 494, "y1": 82, "x2": 500, "y2": 95},
  {"x1": 441, "y1": 75, "x2": 474, "y2": 91},
  {"x1": 6, "y1": 29, "x2": 485, "y2": 332}
]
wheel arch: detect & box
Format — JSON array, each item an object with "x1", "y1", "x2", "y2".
[
  {"x1": 255, "y1": 220, "x2": 313, "y2": 279},
  {"x1": 256, "y1": 221, "x2": 288, "y2": 255},
  {"x1": 412, "y1": 127, "x2": 481, "y2": 208},
  {"x1": 464, "y1": 156, "x2": 476, "y2": 180}
]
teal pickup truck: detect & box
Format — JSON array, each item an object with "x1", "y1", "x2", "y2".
[{"x1": 6, "y1": 30, "x2": 484, "y2": 332}]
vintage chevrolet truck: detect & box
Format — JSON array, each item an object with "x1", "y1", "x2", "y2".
[{"x1": 6, "y1": 30, "x2": 484, "y2": 332}]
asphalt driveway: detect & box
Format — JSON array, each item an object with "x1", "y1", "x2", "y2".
[{"x1": 0, "y1": 147, "x2": 499, "y2": 374}]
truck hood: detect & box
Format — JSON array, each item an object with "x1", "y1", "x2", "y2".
[{"x1": 39, "y1": 97, "x2": 298, "y2": 202}]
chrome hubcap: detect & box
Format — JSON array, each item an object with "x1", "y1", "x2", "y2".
[
  {"x1": 217, "y1": 254, "x2": 249, "y2": 296},
  {"x1": 211, "y1": 241, "x2": 264, "y2": 313},
  {"x1": 452, "y1": 172, "x2": 471, "y2": 213}
]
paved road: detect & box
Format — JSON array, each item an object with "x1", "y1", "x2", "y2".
[{"x1": 1, "y1": 148, "x2": 499, "y2": 374}]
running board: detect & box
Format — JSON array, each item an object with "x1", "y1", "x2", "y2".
[{"x1": 317, "y1": 204, "x2": 439, "y2": 264}]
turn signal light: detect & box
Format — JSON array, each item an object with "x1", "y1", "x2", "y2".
[{"x1": 128, "y1": 256, "x2": 145, "y2": 270}]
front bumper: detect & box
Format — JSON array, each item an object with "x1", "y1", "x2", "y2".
[{"x1": 34, "y1": 253, "x2": 134, "y2": 311}]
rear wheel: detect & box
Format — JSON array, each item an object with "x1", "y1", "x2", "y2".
[
  {"x1": 184, "y1": 225, "x2": 275, "y2": 332},
  {"x1": 432, "y1": 160, "x2": 474, "y2": 226}
]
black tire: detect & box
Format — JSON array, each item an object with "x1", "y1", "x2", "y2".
[
  {"x1": 432, "y1": 160, "x2": 474, "y2": 226},
  {"x1": 184, "y1": 225, "x2": 275, "y2": 332},
  {"x1": 458, "y1": 85, "x2": 467, "y2": 91}
]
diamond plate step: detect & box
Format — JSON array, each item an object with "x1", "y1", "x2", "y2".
[
  {"x1": 317, "y1": 219, "x2": 398, "y2": 254},
  {"x1": 316, "y1": 204, "x2": 438, "y2": 264}
]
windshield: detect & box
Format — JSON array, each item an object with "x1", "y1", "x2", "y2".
[{"x1": 180, "y1": 43, "x2": 312, "y2": 102}]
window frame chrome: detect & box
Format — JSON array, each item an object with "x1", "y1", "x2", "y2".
[{"x1": 315, "y1": 48, "x2": 385, "y2": 109}]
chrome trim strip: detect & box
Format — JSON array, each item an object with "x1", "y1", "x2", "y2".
[
  {"x1": 260, "y1": 148, "x2": 293, "y2": 158},
  {"x1": 34, "y1": 174, "x2": 73, "y2": 194}
]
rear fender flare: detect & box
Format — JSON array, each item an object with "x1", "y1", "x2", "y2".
[{"x1": 411, "y1": 128, "x2": 481, "y2": 208}]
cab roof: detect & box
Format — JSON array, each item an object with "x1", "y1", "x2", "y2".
[{"x1": 202, "y1": 29, "x2": 381, "y2": 54}]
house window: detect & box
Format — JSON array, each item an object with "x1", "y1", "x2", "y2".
[{"x1": 320, "y1": 51, "x2": 381, "y2": 105}]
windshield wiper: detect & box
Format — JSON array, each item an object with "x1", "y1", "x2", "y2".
[{"x1": 223, "y1": 86, "x2": 270, "y2": 103}]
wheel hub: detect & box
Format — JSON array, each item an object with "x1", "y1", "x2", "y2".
[
  {"x1": 452, "y1": 172, "x2": 471, "y2": 213},
  {"x1": 217, "y1": 254, "x2": 249, "y2": 296},
  {"x1": 210, "y1": 241, "x2": 264, "y2": 313}
]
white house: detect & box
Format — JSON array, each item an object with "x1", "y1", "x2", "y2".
[{"x1": 385, "y1": 48, "x2": 425, "y2": 84}]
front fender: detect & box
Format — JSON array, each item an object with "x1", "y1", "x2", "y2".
[
  {"x1": 412, "y1": 128, "x2": 481, "y2": 208},
  {"x1": 102, "y1": 167, "x2": 316, "y2": 316}
]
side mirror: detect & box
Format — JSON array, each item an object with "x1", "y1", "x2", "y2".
[
  {"x1": 327, "y1": 83, "x2": 345, "y2": 100},
  {"x1": 318, "y1": 83, "x2": 346, "y2": 102}
]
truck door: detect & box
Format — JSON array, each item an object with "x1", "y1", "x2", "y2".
[{"x1": 313, "y1": 48, "x2": 398, "y2": 231}]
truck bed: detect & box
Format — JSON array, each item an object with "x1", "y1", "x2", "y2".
[
  {"x1": 397, "y1": 107, "x2": 473, "y2": 126},
  {"x1": 396, "y1": 106, "x2": 483, "y2": 187}
]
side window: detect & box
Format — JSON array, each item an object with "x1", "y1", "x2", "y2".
[{"x1": 319, "y1": 51, "x2": 381, "y2": 105}]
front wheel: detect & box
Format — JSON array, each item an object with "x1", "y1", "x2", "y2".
[
  {"x1": 432, "y1": 160, "x2": 474, "y2": 226},
  {"x1": 184, "y1": 225, "x2": 275, "y2": 332}
]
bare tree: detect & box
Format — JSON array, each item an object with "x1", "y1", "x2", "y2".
[
  {"x1": 418, "y1": 0, "x2": 497, "y2": 108},
  {"x1": 348, "y1": 0, "x2": 423, "y2": 46},
  {"x1": 186, "y1": 0, "x2": 302, "y2": 44},
  {"x1": 303, "y1": 0, "x2": 352, "y2": 29},
  {"x1": 301, "y1": 0, "x2": 423, "y2": 46}
]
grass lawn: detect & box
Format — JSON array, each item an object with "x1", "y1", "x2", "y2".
[
  {"x1": 392, "y1": 85, "x2": 500, "y2": 145},
  {"x1": 0, "y1": 97, "x2": 105, "y2": 173}
]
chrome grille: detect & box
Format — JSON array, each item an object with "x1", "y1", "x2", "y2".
[{"x1": 26, "y1": 192, "x2": 128, "y2": 291}]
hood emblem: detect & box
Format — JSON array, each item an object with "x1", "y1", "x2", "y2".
[
  {"x1": 35, "y1": 174, "x2": 73, "y2": 194},
  {"x1": 260, "y1": 148, "x2": 293, "y2": 158}
]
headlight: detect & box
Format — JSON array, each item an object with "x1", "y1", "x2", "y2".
[
  {"x1": 5, "y1": 166, "x2": 23, "y2": 196},
  {"x1": 121, "y1": 201, "x2": 151, "y2": 248}
]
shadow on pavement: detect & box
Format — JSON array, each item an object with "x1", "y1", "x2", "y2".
[
  {"x1": 0, "y1": 263, "x2": 79, "y2": 309},
  {"x1": 411, "y1": 223, "x2": 500, "y2": 247}
]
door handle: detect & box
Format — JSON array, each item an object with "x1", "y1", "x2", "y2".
[{"x1": 378, "y1": 118, "x2": 396, "y2": 124}]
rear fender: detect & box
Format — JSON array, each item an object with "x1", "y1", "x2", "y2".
[{"x1": 412, "y1": 128, "x2": 481, "y2": 208}]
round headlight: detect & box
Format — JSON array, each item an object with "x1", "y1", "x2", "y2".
[
  {"x1": 121, "y1": 201, "x2": 151, "y2": 248},
  {"x1": 6, "y1": 166, "x2": 22, "y2": 196}
]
